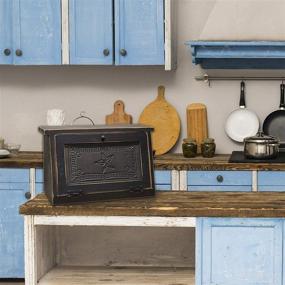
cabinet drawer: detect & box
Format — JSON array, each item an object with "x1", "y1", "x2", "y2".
[
  {"x1": 196, "y1": 218, "x2": 283, "y2": 285},
  {"x1": 0, "y1": 169, "x2": 29, "y2": 183},
  {"x1": 187, "y1": 171, "x2": 252, "y2": 192},
  {"x1": 258, "y1": 171, "x2": 285, "y2": 191},
  {"x1": 154, "y1": 170, "x2": 171, "y2": 191}
]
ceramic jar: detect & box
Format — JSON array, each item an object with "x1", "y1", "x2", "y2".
[
  {"x1": 201, "y1": 138, "x2": 216, "y2": 158},
  {"x1": 182, "y1": 138, "x2": 197, "y2": 158}
]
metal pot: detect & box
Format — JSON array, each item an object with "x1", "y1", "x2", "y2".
[{"x1": 244, "y1": 132, "x2": 279, "y2": 159}]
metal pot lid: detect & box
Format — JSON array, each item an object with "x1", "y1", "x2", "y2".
[{"x1": 244, "y1": 131, "x2": 279, "y2": 143}]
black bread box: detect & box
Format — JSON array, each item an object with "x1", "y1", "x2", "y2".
[{"x1": 39, "y1": 124, "x2": 154, "y2": 205}]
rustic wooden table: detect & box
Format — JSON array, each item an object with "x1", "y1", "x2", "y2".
[{"x1": 20, "y1": 192, "x2": 285, "y2": 285}]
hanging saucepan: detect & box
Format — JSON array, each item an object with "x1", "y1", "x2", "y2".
[
  {"x1": 225, "y1": 81, "x2": 260, "y2": 142},
  {"x1": 263, "y1": 83, "x2": 285, "y2": 150}
]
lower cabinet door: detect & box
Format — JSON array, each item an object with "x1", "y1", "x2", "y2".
[
  {"x1": 196, "y1": 218, "x2": 283, "y2": 285},
  {"x1": 0, "y1": 183, "x2": 29, "y2": 278}
]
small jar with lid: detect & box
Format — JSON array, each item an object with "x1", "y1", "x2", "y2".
[
  {"x1": 182, "y1": 138, "x2": 197, "y2": 158},
  {"x1": 201, "y1": 138, "x2": 216, "y2": 158}
]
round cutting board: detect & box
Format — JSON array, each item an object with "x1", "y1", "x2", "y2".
[{"x1": 139, "y1": 86, "x2": 181, "y2": 155}]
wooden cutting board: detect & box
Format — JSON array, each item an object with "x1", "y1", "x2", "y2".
[
  {"x1": 139, "y1": 86, "x2": 180, "y2": 155},
  {"x1": 187, "y1": 103, "x2": 208, "y2": 152},
  {"x1": 106, "y1": 100, "x2": 132, "y2": 125}
]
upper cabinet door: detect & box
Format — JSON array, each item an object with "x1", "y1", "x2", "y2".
[
  {"x1": 0, "y1": 0, "x2": 12, "y2": 64},
  {"x1": 115, "y1": 0, "x2": 165, "y2": 66},
  {"x1": 12, "y1": 0, "x2": 61, "y2": 65},
  {"x1": 69, "y1": 0, "x2": 113, "y2": 65}
]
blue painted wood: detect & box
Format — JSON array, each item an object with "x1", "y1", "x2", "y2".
[
  {"x1": 115, "y1": 0, "x2": 165, "y2": 66},
  {"x1": 187, "y1": 185, "x2": 251, "y2": 192},
  {"x1": 35, "y1": 168, "x2": 43, "y2": 183},
  {"x1": 154, "y1": 170, "x2": 171, "y2": 191},
  {"x1": 187, "y1": 171, "x2": 252, "y2": 186},
  {"x1": 154, "y1": 170, "x2": 171, "y2": 185},
  {"x1": 12, "y1": 0, "x2": 61, "y2": 65},
  {"x1": 35, "y1": 168, "x2": 44, "y2": 193},
  {"x1": 0, "y1": 168, "x2": 29, "y2": 183},
  {"x1": 0, "y1": 182, "x2": 29, "y2": 278},
  {"x1": 197, "y1": 218, "x2": 283, "y2": 285},
  {"x1": 258, "y1": 171, "x2": 285, "y2": 192},
  {"x1": 0, "y1": 0, "x2": 12, "y2": 64},
  {"x1": 187, "y1": 41, "x2": 285, "y2": 69},
  {"x1": 69, "y1": 0, "x2": 113, "y2": 65},
  {"x1": 36, "y1": 182, "x2": 44, "y2": 194}
]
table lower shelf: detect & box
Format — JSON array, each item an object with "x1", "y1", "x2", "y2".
[{"x1": 38, "y1": 266, "x2": 194, "y2": 285}]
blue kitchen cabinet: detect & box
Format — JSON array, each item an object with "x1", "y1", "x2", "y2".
[
  {"x1": 0, "y1": 0, "x2": 61, "y2": 65},
  {"x1": 12, "y1": 0, "x2": 62, "y2": 65},
  {"x1": 187, "y1": 171, "x2": 252, "y2": 191},
  {"x1": 35, "y1": 168, "x2": 44, "y2": 194},
  {"x1": 0, "y1": 0, "x2": 12, "y2": 64},
  {"x1": 69, "y1": 0, "x2": 113, "y2": 64},
  {"x1": 0, "y1": 168, "x2": 30, "y2": 278},
  {"x1": 114, "y1": 0, "x2": 165, "y2": 65},
  {"x1": 154, "y1": 170, "x2": 171, "y2": 191},
  {"x1": 258, "y1": 171, "x2": 285, "y2": 192},
  {"x1": 196, "y1": 218, "x2": 283, "y2": 285}
]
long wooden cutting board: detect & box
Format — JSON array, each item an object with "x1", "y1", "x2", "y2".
[
  {"x1": 139, "y1": 86, "x2": 181, "y2": 155},
  {"x1": 187, "y1": 103, "x2": 208, "y2": 152}
]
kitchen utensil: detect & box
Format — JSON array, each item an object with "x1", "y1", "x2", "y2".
[
  {"x1": 47, "y1": 109, "x2": 65, "y2": 126},
  {"x1": 225, "y1": 82, "x2": 259, "y2": 142},
  {"x1": 187, "y1": 103, "x2": 208, "y2": 153},
  {"x1": 139, "y1": 86, "x2": 181, "y2": 156},
  {"x1": 72, "y1": 112, "x2": 95, "y2": 125},
  {"x1": 0, "y1": 149, "x2": 10, "y2": 159},
  {"x1": 263, "y1": 83, "x2": 285, "y2": 149},
  {"x1": 244, "y1": 131, "x2": 279, "y2": 159},
  {"x1": 106, "y1": 100, "x2": 132, "y2": 125},
  {"x1": 4, "y1": 144, "x2": 21, "y2": 155}
]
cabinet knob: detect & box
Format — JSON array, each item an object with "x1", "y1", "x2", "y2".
[
  {"x1": 103, "y1": 49, "x2": 110, "y2": 56},
  {"x1": 25, "y1": 192, "x2": 31, "y2": 200},
  {"x1": 15, "y1": 49, "x2": 23, "y2": 57},
  {"x1": 216, "y1": 175, "x2": 224, "y2": 183},
  {"x1": 120, "y1": 49, "x2": 127, "y2": 57},
  {"x1": 3, "y1": 49, "x2": 11, "y2": 56}
]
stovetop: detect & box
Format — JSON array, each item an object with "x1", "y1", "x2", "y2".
[{"x1": 229, "y1": 151, "x2": 285, "y2": 163}]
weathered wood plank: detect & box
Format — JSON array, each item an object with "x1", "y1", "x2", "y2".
[
  {"x1": 20, "y1": 192, "x2": 285, "y2": 218},
  {"x1": 0, "y1": 152, "x2": 43, "y2": 168},
  {"x1": 155, "y1": 154, "x2": 285, "y2": 171},
  {"x1": 38, "y1": 266, "x2": 194, "y2": 285}
]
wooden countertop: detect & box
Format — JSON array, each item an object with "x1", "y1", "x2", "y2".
[
  {"x1": 19, "y1": 192, "x2": 285, "y2": 218},
  {"x1": 0, "y1": 151, "x2": 43, "y2": 168},
  {"x1": 155, "y1": 153, "x2": 285, "y2": 171},
  {"x1": 3, "y1": 152, "x2": 285, "y2": 170}
]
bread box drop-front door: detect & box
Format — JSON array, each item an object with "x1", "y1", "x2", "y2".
[{"x1": 39, "y1": 125, "x2": 154, "y2": 205}]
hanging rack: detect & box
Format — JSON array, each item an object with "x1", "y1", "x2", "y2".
[{"x1": 195, "y1": 74, "x2": 285, "y2": 86}]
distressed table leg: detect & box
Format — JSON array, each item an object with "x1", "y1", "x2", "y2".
[{"x1": 24, "y1": 216, "x2": 37, "y2": 285}]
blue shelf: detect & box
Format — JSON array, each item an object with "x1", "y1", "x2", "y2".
[{"x1": 186, "y1": 41, "x2": 285, "y2": 69}]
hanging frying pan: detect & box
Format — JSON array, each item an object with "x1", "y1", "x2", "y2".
[
  {"x1": 225, "y1": 81, "x2": 260, "y2": 142},
  {"x1": 263, "y1": 83, "x2": 285, "y2": 149}
]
